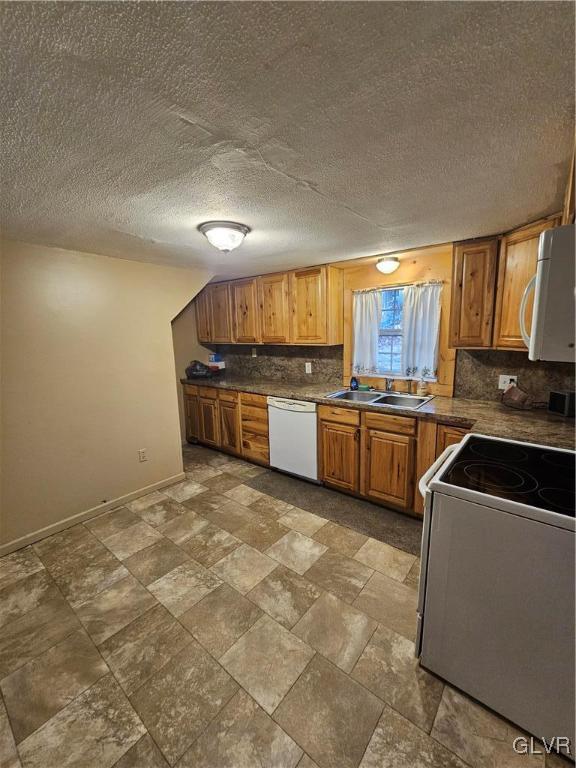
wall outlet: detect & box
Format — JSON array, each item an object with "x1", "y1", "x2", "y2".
[
  {"x1": 498, "y1": 374, "x2": 518, "y2": 391},
  {"x1": 251, "y1": 348, "x2": 257, "y2": 358},
  {"x1": 138, "y1": 448, "x2": 148, "y2": 462},
  {"x1": 305, "y1": 362, "x2": 312, "y2": 374}
]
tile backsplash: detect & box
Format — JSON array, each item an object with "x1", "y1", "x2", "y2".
[
  {"x1": 454, "y1": 349, "x2": 575, "y2": 403},
  {"x1": 207, "y1": 345, "x2": 343, "y2": 383}
]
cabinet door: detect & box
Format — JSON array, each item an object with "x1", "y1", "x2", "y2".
[
  {"x1": 209, "y1": 283, "x2": 233, "y2": 343},
  {"x1": 436, "y1": 424, "x2": 468, "y2": 456},
  {"x1": 195, "y1": 289, "x2": 212, "y2": 343},
  {"x1": 219, "y1": 400, "x2": 240, "y2": 454},
  {"x1": 258, "y1": 273, "x2": 290, "y2": 343},
  {"x1": 362, "y1": 429, "x2": 414, "y2": 509},
  {"x1": 199, "y1": 397, "x2": 220, "y2": 447},
  {"x1": 449, "y1": 240, "x2": 498, "y2": 348},
  {"x1": 319, "y1": 420, "x2": 360, "y2": 492},
  {"x1": 290, "y1": 267, "x2": 327, "y2": 344},
  {"x1": 185, "y1": 395, "x2": 200, "y2": 443},
  {"x1": 493, "y1": 220, "x2": 557, "y2": 349},
  {"x1": 232, "y1": 279, "x2": 260, "y2": 343}
]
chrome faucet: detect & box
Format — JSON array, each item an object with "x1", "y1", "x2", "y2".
[{"x1": 384, "y1": 378, "x2": 394, "y2": 392}]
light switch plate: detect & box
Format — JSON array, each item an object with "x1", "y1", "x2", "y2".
[
  {"x1": 305, "y1": 362, "x2": 312, "y2": 374},
  {"x1": 251, "y1": 348, "x2": 257, "y2": 358},
  {"x1": 498, "y1": 374, "x2": 518, "y2": 390}
]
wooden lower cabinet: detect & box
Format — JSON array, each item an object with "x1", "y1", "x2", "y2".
[
  {"x1": 362, "y1": 429, "x2": 415, "y2": 510},
  {"x1": 319, "y1": 420, "x2": 360, "y2": 492},
  {"x1": 198, "y1": 396, "x2": 220, "y2": 447},
  {"x1": 219, "y1": 397, "x2": 240, "y2": 454},
  {"x1": 239, "y1": 393, "x2": 269, "y2": 465},
  {"x1": 185, "y1": 394, "x2": 200, "y2": 442},
  {"x1": 436, "y1": 424, "x2": 468, "y2": 455}
]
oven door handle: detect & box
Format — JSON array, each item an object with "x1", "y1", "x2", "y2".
[{"x1": 418, "y1": 443, "x2": 459, "y2": 499}]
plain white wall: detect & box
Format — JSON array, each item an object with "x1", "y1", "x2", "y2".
[{"x1": 0, "y1": 240, "x2": 211, "y2": 551}]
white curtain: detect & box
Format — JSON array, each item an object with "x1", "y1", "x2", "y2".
[
  {"x1": 352, "y1": 290, "x2": 382, "y2": 375},
  {"x1": 401, "y1": 283, "x2": 442, "y2": 380}
]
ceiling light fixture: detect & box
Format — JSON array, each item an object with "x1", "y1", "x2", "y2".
[
  {"x1": 376, "y1": 256, "x2": 400, "y2": 274},
  {"x1": 197, "y1": 221, "x2": 251, "y2": 252}
]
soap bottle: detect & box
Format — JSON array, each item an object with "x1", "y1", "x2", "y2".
[{"x1": 350, "y1": 376, "x2": 359, "y2": 391}]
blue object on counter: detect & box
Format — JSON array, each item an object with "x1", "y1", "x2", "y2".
[
  {"x1": 350, "y1": 376, "x2": 359, "y2": 390},
  {"x1": 209, "y1": 353, "x2": 222, "y2": 363}
]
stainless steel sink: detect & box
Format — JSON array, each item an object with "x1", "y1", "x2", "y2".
[
  {"x1": 372, "y1": 394, "x2": 431, "y2": 409},
  {"x1": 327, "y1": 390, "x2": 381, "y2": 402}
]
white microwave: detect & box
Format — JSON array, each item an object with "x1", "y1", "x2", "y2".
[{"x1": 520, "y1": 223, "x2": 575, "y2": 362}]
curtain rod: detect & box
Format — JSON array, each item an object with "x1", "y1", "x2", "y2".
[{"x1": 352, "y1": 279, "x2": 444, "y2": 294}]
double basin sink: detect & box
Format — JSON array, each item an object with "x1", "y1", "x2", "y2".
[{"x1": 326, "y1": 389, "x2": 433, "y2": 410}]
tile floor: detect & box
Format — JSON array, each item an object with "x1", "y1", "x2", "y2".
[{"x1": 0, "y1": 444, "x2": 567, "y2": 768}]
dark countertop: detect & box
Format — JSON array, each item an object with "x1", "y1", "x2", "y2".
[{"x1": 181, "y1": 378, "x2": 575, "y2": 450}]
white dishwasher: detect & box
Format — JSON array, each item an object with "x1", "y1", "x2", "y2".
[{"x1": 267, "y1": 397, "x2": 318, "y2": 481}]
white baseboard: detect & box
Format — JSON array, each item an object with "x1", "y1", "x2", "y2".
[{"x1": 0, "y1": 472, "x2": 186, "y2": 558}]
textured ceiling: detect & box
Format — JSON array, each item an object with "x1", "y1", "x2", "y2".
[{"x1": 1, "y1": 2, "x2": 574, "y2": 279}]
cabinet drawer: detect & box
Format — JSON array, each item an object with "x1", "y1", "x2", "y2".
[
  {"x1": 183, "y1": 384, "x2": 199, "y2": 396},
  {"x1": 318, "y1": 405, "x2": 360, "y2": 426},
  {"x1": 241, "y1": 403, "x2": 268, "y2": 424},
  {"x1": 240, "y1": 392, "x2": 268, "y2": 408},
  {"x1": 218, "y1": 390, "x2": 238, "y2": 403},
  {"x1": 362, "y1": 411, "x2": 416, "y2": 436},
  {"x1": 197, "y1": 386, "x2": 218, "y2": 400}
]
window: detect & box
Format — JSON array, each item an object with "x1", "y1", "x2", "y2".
[{"x1": 377, "y1": 287, "x2": 404, "y2": 375}]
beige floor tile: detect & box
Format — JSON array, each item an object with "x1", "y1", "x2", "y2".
[
  {"x1": 224, "y1": 484, "x2": 265, "y2": 506},
  {"x1": 113, "y1": 733, "x2": 169, "y2": 768},
  {"x1": 203, "y1": 500, "x2": 260, "y2": 534},
  {"x1": 103, "y1": 522, "x2": 164, "y2": 561},
  {"x1": 163, "y1": 479, "x2": 208, "y2": 502},
  {"x1": 265, "y1": 531, "x2": 327, "y2": 576},
  {"x1": 247, "y1": 565, "x2": 322, "y2": 629},
  {"x1": 359, "y1": 706, "x2": 467, "y2": 768},
  {"x1": 185, "y1": 465, "x2": 222, "y2": 483},
  {"x1": 179, "y1": 523, "x2": 242, "y2": 567},
  {"x1": 126, "y1": 491, "x2": 168, "y2": 514},
  {"x1": 431, "y1": 686, "x2": 545, "y2": 768},
  {"x1": 234, "y1": 516, "x2": 289, "y2": 551},
  {"x1": 85, "y1": 507, "x2": 141, "y2": 541},
  {"x1": 51, "y1": 547, "x2": 129, "y2": 607},
  {"x1": 354, "y1": 539, "x2": 416, "y2": 582},
  {"x1": 249, "y1": 493, "x2": 294, "y2": 519},
  {"x1": 0, "y1": 629, "x2": 107, "y2": 743},
  {"x1": 304, "y1": 550, "x2": 373, "y2": 603},
  {"x1": 129, "y1": 640, "x2": 238, "y2": 765},
  {"x1": 353, "y1": 571, "x2": 418, "y2": 641},
  {"x1": 0, "y1": 570, "x2": 60, "y2": 628},
  {"x1": 0, "y1": 696, "x2": 20, "y2": 768},
  {"x1": 148, "y1": 561, "x2": 221, "y2": 617},
  {"x1": 293, "y1": 592, "x2": 376, "y2": 673},
  {"x1": 99, "y1": 604, "x2": 192, "y2": 695},
  {"x1": 220, "y1": 615, "x2": 314, "y2": 714},
  {"x1": 180, "y1": 584, "x2": 262, "y2": 658},
  {"x1": 33, "y1": 526, "x2": 105, "y2": 577},
  {"x1": 211, "y1": 544, "x2": 278, "y2": 594},
  {"x1": 75, "y1": 576, "x2": 156, "y2": 645},
  {"x1": 274, "y1": 654, "x2": 384, "y2": 768},
  {"x1": 178, "y1": 689, "x2": 303, "y2": 768},
  {"x1": 183, "y1": 490, "x2": 233, "y2": 514},
  {"x1": 298, "y1": 756, "x2": 321, "y2": 768},
  {"x1": 313, "y1": 521, "x2": 368, "y2": 558},
  {"x1": 352, "y1": 624, "x2": 443, "y2": 732},
  {"x1": 18, "y1": 675, "x2": 145, "y2": 768},
  {"x1": 278, "y1": 508, "x2": 327, "y2": 537},
  {"x1": 134, "y1": 499, "x2": 188, "y2": 528},
  {"x1": 0, "y1": 596, "x2": 80, "y2": 679},
  {"x1": 157, "y1": 509, "x2": 209, "y2": 545},
  {"x1": 123, "y1": 538, "x2": 189, "y2": 585},
  {"x1": 201, "y1": 473, "x2": 245, "y2": 493},
  {"x1": 0, "y1": 547, "x2": 45, "y2": 593},
  {"x1": 404, "y1": 558, "x2": 421, "y2": 590}
]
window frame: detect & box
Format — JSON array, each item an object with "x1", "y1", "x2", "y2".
[{"x1": 376, "y1": 286, "x2": 404, "y2": 378}]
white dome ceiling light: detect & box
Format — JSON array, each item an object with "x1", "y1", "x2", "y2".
[
  {"x1": 198, "y1": 221, "x2": 251, "y2": 252},
  {"x1": 376, "y1": 256, "x2": 400, "y2": 274}
]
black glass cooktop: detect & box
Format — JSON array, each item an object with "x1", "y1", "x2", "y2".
[{"x1": 440, "y1": 436, "x2": 575, "y2": 518}]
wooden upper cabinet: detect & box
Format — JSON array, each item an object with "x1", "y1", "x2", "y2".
[
  {"x1": 449, "y1": 239, "x2": 498, "y2": 348},
  {"x1": 493, "y1": 219, "x2": 558, "y2": 350},
  {"x1": 319, "y1": 420, "x2": 360, "y2": 493},
  {"x1": 209, "y1": 283, "x2": 234, "y2": 343},
  {"x1": 258, "y1": 273, "x2": 291, "y2": 343},
  {"x1": 231, "y1": 279, "x2": 260, "y2": 343},
  {"x1": 195, "y1": 288, "x2": 212, "y2": 343},
  {"x1": 289, "y1": 265, "x2": 343, "y2": 345},
  {"x1": 362, "y1": 429, "x2": 414, "y2": 510}
]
